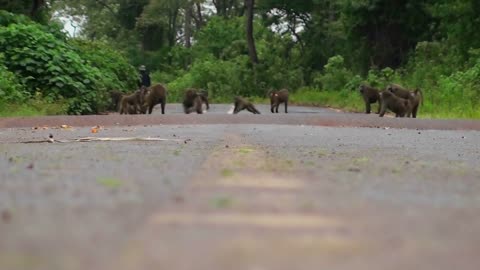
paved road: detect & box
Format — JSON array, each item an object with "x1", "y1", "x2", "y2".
[{"x1": 0, "y1": 105, "x2": 479, "y2": 270}]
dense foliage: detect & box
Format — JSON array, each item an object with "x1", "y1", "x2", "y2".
[
  {"x1": 1, "y1": 0, "x2": 480, "y2": 118},
  {"x1": 0, "y1": 11, "x2": 137, "y2": 114}
]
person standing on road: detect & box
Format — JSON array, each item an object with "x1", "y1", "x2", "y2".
[{"x1": 138, "y1": 65, "x2": 151, "y2": 88}]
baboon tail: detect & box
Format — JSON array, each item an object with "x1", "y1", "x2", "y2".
[{"x1": 415, "y1": 88, "x2": 424, "y2": 105}]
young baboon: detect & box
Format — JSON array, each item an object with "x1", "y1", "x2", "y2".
[
  {"x1": 359, "y1": 84, "x2": 382, "y2": 114},
  {"x1": 143, "y1": 84, "x2": 167, "y2": 114},
  {"x1": 379, "y1": 91, "x2": 411, "y2": 118},
  {"x1": 269, "y1": 89, "x2": 289, "y2": 113},
  {"x1": 137, "y1": 86, "x2": 151, "y2": 114},
  {"x1": 233, "y1": 96, "x2": 261, "y2": 114},
  {"x1": 109, "y1": 90, "x2": 123, "y2": 111},
  {"x1": 119, "y1": 90, "x2": 142, "y2": 115},
  {"x1": 182, "y1": 89, "x2": 204, "y2": 114},
  {"x1": 387, "y1": 84, "x2": 423, "y2": 118}
]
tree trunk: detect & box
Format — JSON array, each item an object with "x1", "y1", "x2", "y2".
[
  {"x1": 195, "y1": 2, "x2": 204, "y2": 30},
  {"x1": 245, "y1": 0, "x2": 258, "y2": 64},
  {"x1": 30, "y1": 0, "x2": 45, "y2": 17},
  {"x1": 168, "y1": 8, "x2": 179, "y2": 48},
  {"x1": 214, "y1": 0, "x2": 228, "y2": 17},
  {"x1": 185, "y1": 1, "x2": 193, "y2": 48}
]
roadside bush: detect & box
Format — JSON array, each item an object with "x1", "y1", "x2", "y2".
[
  {"x1": 70, "y1": 40, "x2": 139, "y2": 91},
  {"x1": 167, "y1": 55, "x2": 253, "y2": 103},
  {"x1": 69, "y1": 39, "x2": 139, "y2": 111},
  {"x1": 432, "y1": 60, "x2": 480, "y2": 118},
  {"x1": 0, "y1": 22, "x2": 103, "y2": 114},
  {"x1": 0, "y1": 54, "x2": 28, "y2": 102},
  {"x1": 314, "y1": 55, "x2": 354, "y2": 91},
  {"x1": 365, "y1": 67, "x2": 400, "y2": 89}
]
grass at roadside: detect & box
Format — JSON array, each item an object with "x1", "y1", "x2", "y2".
[
  {"x1": 0, "y1": 100, "x2": 67, "y2": 117},
  {"x1": 289, "y1": 87, "x2": 480, "y2": 119}
]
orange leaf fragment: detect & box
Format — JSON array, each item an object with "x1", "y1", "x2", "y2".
[{"x1": 91, "y1": 125, "x2": 102, "y2": 133}]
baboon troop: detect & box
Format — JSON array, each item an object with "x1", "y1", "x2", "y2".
[
  {"x1": 182, "y1": 88, "x2": 208, "y2": 114},
  {"x1": 359, "y1": 85, "x2": 382, "y2": 114},
  {"x1": 117, "y1": 84, "x2": 166, "y2": 115},
  {"x1": 269, "y1": 89, "x2": 289, "y2": 113},
  {"x1": 360, "y1": 83, "x2": 423, "y2": 118},
  {"x1": 233, "y1": 96, "x2": 261, "y2": 114},
  {"x1": 113, "y1": 81, "x2": 422, "y2": 118}
]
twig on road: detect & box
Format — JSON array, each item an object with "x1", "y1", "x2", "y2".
[{"x1": 17, "y1": 137, "x2": 185, "y2": 144}]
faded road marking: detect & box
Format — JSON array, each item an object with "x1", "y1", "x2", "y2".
[{"x1": 149, "y1": 212, "x2": 341, "y2": 229}]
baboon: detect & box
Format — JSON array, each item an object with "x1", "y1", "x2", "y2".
[
  {"x1": 269, "y1": 89, "x2": 289, "y2": 113},
  {"x1": 138, "y1": 86, "x2": 151, "y2": 114},
  {"x1": 143, "y1": 84, "x2": 167, "y2": 114},
  {"x1": 233, "y1": 96, "x2": 261, "y2": 114},
  {"x1": 182, "y1": 89, "x2": 204, "y2": 114},
  {"x1": 119, "y1": 90, "x2": 142, "y2": 115},
  {"x1": 359, "y1": 84, "x2": 382, "y2": 114},
  {"x1": 379, "y1": 91, "x2": 411, "y2": 118},
  {"x1": 109, "y1": 90, "x2": 123, "y2": 111},
  {"x1": 198, "y1": 89, "x2": 210, "y2": 110},
  {"x1": 387, "y1": 84, "x2": 423, "y2": 118}
]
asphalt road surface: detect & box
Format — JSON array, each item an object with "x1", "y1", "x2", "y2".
[{"x1": 0, "y1": 104, "x2": 479, "y2": 270}]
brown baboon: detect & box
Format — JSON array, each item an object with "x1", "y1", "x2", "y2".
[
  {"x1": 233, "y1": 96, "x2": 261, "y2": 114},
  {"x1": 379, "y1": 91, "x2": 411, "y2": 118},
  {"x1": 359, "y1": 84, "x2": 382, "y2": 114},
  {"x1": 200, "y1": 89, "x2": 210, "y2": 110},
  {"x1": 109, "y1": 90, "x2": 123, "y2": 111},
  {"x1": 387, "y1": 84, "x2": 423, "y2": 118},
  {"x1": 182, "y1": 89, "x2": 205, "y2": 114},
  {"x1": 138, "y1": 86, "x2": 151, "y2": 114},
  {"x1": 269, "y1": 89, "x2": 289, "y2": 113},
  {"x1": 119, "y1": 90, "x2": 142, "y2": 115},
  {"x1": 143, "y1": 84, "x2": 167, "y2": 114}
]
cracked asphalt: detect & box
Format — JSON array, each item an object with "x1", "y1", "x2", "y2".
[{"x1": 0, "y1": 104, "x2": 479, "y2": 270}]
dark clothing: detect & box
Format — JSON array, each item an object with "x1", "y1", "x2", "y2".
[{"x1": 139, "y1": 71, "x2": 151, "y2": 87}]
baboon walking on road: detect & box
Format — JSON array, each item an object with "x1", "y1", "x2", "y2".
[
  {"x1": 359, "y1": 84, "x2": 382, "y2": 114},
  {"x1": 269, "y1": 89, "x2": 289, "y2": 113},
  {"x1": 143, "y1": 84, "x2": 167, "y2": 114},
  {"x1": 233, "y1": 97, "x2": 261, "y2": 114}
]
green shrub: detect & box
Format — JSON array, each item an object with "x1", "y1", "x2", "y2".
[
  {"x1": 194, "y1": 16, "x2": 246, "y2": 59},
  {"x1": 365, "y1": 67, "x2": 400, "y2": 89},
  {"x1": 0, "y1": 13, "x2": 137, "y2": 115},
  {"x1": 0, "y1": 54, "x2": 28, "y2": 102},
  {"x1": 70, "y1": 40, "x2": 138, "y2": 91},
  {"x1": 432, "y1": 60, "x2": 480, "y2": 118},
  {"x1": 314, "y1": 55, "x2": 354, "y2": 91},
  {"x1": 69, "y1": 39, "x2": 139, "y2": 111},
  {"x1": 167, "y1": 55, "x2": 253, "y2": 103},
  {"x1": 0, "y1": 22, "x2": 102, "y2": 114}
]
